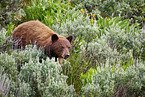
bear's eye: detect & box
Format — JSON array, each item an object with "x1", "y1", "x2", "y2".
[
  {"x1": 68, "y1": 47, "x2": 71, "y2": 49},
  {"x1": 61, "y1": 46, "x2": 64, "y2": 49}
]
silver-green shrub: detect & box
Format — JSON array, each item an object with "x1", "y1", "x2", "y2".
[
  {"x1": 81, "y1": 61, "x2": 145, "y2": 96},
  {"x1": 87, "y1": 17, "x2": 144, "y2": 64},
  {"x1": 70, "y1": 0, "x2": 144, "y2": 26},
  {"x1": 0, "y1": 28, "x2": 14, "y2": 51},
  {"x1": 53, "y1": 15, "x2": 99, "y2": 42},
  {"x1": 0, "y1": 45, "x2": 76, "y2": 96},
  {"x1": 0, "y1": 73, "x2": 11, "y2": 97},
  {"x1": 0, "y1": 0, "x2": 25, "y2": 28},
  {"x1": 88, "y1": 35, "x2": 119, "y2": 64},
  {"x1": 0, "y1": 52, "x2": 17, "y2": 77},
  {"x1": 0, "y1": 28, "x2": 8, "y2": 47}
]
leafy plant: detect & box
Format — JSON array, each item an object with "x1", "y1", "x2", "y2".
[
  {"x1": 0, "y1": 28, "x2": 8, "y2": 47},
  {"x1": 87, "y1": 17, "x2": 144, "y2": 64},
  {"x1": 70, "y1": 0, "x2": 145, "y2": 26},
  {"x1": 19, "y1": 58, "x2": 76, "y2": 96},
  {"x1": 0, "y1": 0, "x2": 25, "y2": 28},
  {"x1": 0, "y1": 45, "x2": 76, "y2": 96},
  {"x1": 0, "y1": 28, "x2": 14, "y2": 52},
  {"x1": 81, "y1": 60, "x2": 145, "y2": 96},
  {"x1": 0, "y1": 73, "x2": 11, "y2": 97},
  {"x1": 53, "y1": 14, "x2": 102, "y2": 43},
  {"x1": 24, "y1": 0, "x2": 74, "y2": 28}
]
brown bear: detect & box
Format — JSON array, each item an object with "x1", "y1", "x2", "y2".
[{"x1": 12, "y1": 20, "x2": 73, "y2": 64}]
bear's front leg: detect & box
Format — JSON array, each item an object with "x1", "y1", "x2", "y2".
[
  {"x1": 58, "y1": 58, "x2": 62, "y2": 65},
  {"x1": 55, "y1": 57, "x2": 57, "y2": 62},
  {"x1": 55, "y1": 57, "x2": 62, "y2": 65}
]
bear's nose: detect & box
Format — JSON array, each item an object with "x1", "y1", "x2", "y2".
[{"x1": 64, "y1": 53, "x2": 70, "y2": 59}]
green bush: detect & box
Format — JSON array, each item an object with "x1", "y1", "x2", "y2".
[
  {"x1": 70, "y1": 0, "x2": 145, "y2": 26},
  {"x1": 0, "y1": 45, "x2": 76, "y2": 96},
  {"x1": 24, "y1": 0, "x2": 75, "y2": 28},
  {"x1": 0, "y1": 28, "x2": 8, "y2": 47},
  {"x1": 53, "y1": 15, "x2": 97, "y2": 41},
  {"x1": 81, "y1": 61, "x2": 145, "y2": 96},
  {"x1": 0, "y1": 52, "x2": 18, "y2": 77},
  {"x1": 19, "y1": 58, "x2": 76, "y2": 96},
  {"x1": 87, "y1": 17, "x2": 145, "y2": 64},
  {"x1": 0, "y1": 73, "x2": 12, "y2": 97},
  {"x1": 54, "y1": 16, "x2": 144, "y2": 93},
  {"x1": 0, "y1": 28, "x2": 14, "y2": 52},
  {"x1": 0, "y1": 0, "x2": 25, "y2": 28}
]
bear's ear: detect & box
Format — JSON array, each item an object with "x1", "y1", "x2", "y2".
[
  {"x1": 52, "y1": 34, "x2": 59, "y2": 43},
  {"x1": 66, "y1": 35, "x2": 73, "y2": 43}
]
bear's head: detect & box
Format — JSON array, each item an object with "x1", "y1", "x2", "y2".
[{"x1": 44, "y1": 34, "x2": 73, "y2": 64}]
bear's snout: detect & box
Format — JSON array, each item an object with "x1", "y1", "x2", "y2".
[{"x1": 64, "y1": 53, "x2": 70, "y2": 59}]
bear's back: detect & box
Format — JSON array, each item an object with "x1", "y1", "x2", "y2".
[{"x1": 13, "y1": 20, "x2": 65, "y2": 47}]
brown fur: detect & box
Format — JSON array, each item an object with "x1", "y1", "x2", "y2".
[{"x1": 12, "y1": 20, "x2": 73, "y2": 64}]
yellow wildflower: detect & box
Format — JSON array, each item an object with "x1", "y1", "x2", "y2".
[
  {"x1": 105, "y1": 17, "x2": 107, "y2": 19},
  {"x1": 48, "y1": 1, "x2": 49, "y2": 4},
  {"x1": 91, "y1": 18, "x2": 94, "y2": 22},
  {"x1": 108, "y1": 18, "x2": 110, "y2": 20},
  {"x1": 57, "y1": 19, "x2": 61, "y2": 21},
  {"x1": 93, "y1": 14, "x2": 95, "y2": 17},
  {"x1": 68, "y1": 2, "x2": 71, "y2": 7},
  {"x1": 81, "y1": 9, "x2": 84, "y2": 13}
]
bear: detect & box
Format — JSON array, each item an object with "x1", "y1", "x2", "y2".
[{"x1": 12, "y1": 20, "x2": 73, "y2": 64}]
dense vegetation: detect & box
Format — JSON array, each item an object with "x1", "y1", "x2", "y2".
[{"x1": 0, "y1": 0, "x2": 145, "y2": 96}]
